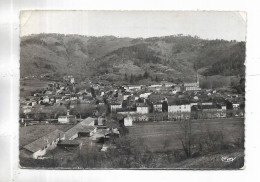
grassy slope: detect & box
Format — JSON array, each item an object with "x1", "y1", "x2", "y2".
[{"x1": 167, "y1": 149, "x2": 244, "y2": 169}]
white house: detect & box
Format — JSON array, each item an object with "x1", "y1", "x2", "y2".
[
  {"x1": 124, "y1": 116, "x2": 133, "y2": 126},
  {"x1": 43, "y1": 96, "x2": 50, "y2": 103},
  {"x1": 110, "y1": 103, "x2": 122, "y2": 113},
  {"x1": 136, "y1": 103, "x2": 149, "y2": 114},
  {"x1": 58, "y1": 110, "x2": 76, "y2": 124},
  {"x1": 202, "y1": 102, "x2": 213, "y2": 105},
  {"x1": 161, "y1": 81, "x2": 175, "y2": 87},
  {"x1": 98, "y1": 117, "x2": 105, "y2": 126},
  {"x1": 168, "y1": 101, "x2": 191, "y2": 119},
  {"x1": 153, "y1": 103, "x2": 162, "y2": 112},
  {"x1": 55, "y1": 96, "x2": 62, "y2": 103},
  {"x1": 190, "y1": 103, "x2": 198, "y2": 107},
  {"x1": 168, "y1": 104, "x2": 191, "y2": 113},
  {"x1": 58, "y1": 115, "x2": 76, "y2": 124},
  {"x1": 31, "y1": 100, "x2": 37, "y2": 107},
  {"x1": 172, "y1": 89, "x2": 178, "y2": 94},
  {"x1": 128, "y1": 85, "x2": 142, "y2": 90},
  {"x1": 139, "y1": 92, "x2": 152, "y2": 99},
  {"x1": 123, "y1": 94, "x2": 131, "y2": 100},
  {"x1": 70, "y1": 95, "x2": 78, "y2": 101},
  {"x1": 193, "y1": 96, "x2": 199, "y2": 100},
  {"x1": 232, "y1": 103, "x2": 240, "y2": 110},
  {"x1": 148, "y1": 84, "x2": 162, "y2": 88}
]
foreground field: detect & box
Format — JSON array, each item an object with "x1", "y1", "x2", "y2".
[
  {"x1": 166, "y1": 149, "x2": 244, "y2": 169},
  {"x1": 127, "y1": 118, "x2": 244, "y2": 152}
]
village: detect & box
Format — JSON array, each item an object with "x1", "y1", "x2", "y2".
[{"x1": 19, "y1": 74, "x2": 245, "y2": 165}]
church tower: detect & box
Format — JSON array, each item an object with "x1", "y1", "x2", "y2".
[{"x1": 196, "y1": 71, "x2": 199, "y2": 86}]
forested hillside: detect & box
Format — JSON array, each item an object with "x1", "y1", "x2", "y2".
[
  {"x1": 202, "y1": 42, "x2": 245, "y2": 76},
  {"x1": 20, "y1": 34, "x2": 246, "y2": 84}
]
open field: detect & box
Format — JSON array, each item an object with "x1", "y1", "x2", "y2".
[
  {"x1": 127, "y1": 118, "x2": 244, "y2": 152},
  {"x1": 20, "y1": 79, "x2": 51, "y2": 91},
  {"x1": 19, "y1": 124, "x2": 75, "y2": 147},
  {"x1": 20, "y1": 79, "x2": 51, "y2": 97}
]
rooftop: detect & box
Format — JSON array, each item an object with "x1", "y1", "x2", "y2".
[
  {"x1": 168, "y1": 99, "x2": 190, "y2": 105},
  {"x1": 136, "y1": 102, "x2": 148, "y2": 107},
  {"x1": 23, "y1": 129, "x2": 64, "y2": 153},
  {"x1": 64, "y1": 117, "x2": 96, "y2": 139},
  {"x1": 81, "y1": 117, "x2": 96, "y2": 126}
]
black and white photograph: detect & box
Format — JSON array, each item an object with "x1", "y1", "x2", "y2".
[{"x1": 19, "y1": 10, "x2": 246, "y2": 169}]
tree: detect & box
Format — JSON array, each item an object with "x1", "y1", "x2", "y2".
[
  {"x1": 155, "y1": 76, "x2": 159, "y2": 82},
  {"x1": 124, "y1": 73, "x2": 128, "y2": 81},
  {"x1": 97, "y1": 104, "x2": 108, "y2": 115},
  {"x1": 137, "y1": 74, "x2": 143, "y2": 82},
  {"x1": 226, "y1": 100, "x2": 233, "y2": 110},
  {"x1": 130, "y1": 74, "x2": 135, "y2": 84},
  {"x1": 163, "y1": 138, "x2": 171, "y2": 150},
  {"x1": 177, "y1": 119, "x2": 192, "y2": 158},
  {"x1": 90, "y1": 87, "x2": 96, "y2": 98},
  {"x1": 162, "y1": 101, "x2": 168, "y2": 112},
  {"x1": 143, "y1": 71, "x2": 149, "y2": 79}
]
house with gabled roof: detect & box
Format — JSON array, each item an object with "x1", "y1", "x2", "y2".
[
  {"x1": 23, "y1": 129, "x2": 65, "y2": 159},
  {"x1": 64, "y1": 117, "x2": 97, "y2": 140}
]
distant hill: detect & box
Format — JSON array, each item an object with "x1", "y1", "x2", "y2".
[{"x1": 20, "y1": 34, "x2": 245, "y2": 83}]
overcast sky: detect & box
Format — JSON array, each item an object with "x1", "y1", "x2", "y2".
[{"x1": 20, "y1": 11, "x2": 246, "y2": 41}]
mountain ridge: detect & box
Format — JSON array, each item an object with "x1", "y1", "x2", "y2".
[{"x1": 20, "y1": 33, "x2": 245, "y2": 83}]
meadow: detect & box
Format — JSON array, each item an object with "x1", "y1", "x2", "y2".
[
  {"x1": 20, "y1": 79, "x2": 51, "y2": 97},
  {"x1": 127, "y1": 118, "x2": 244, "y2": 152}
]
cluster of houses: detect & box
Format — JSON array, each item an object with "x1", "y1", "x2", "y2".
[
  {"x1": 21, "y1": 74, "x2": 244, "y2": 126},
  {"x1": 20, "y1": 76, "x2": 102, "y2": 118},
  {"x1": 20, "y1": 74, "x2": 245, "y2": 161},
  {"x1": 106, "y1": 78, "x2": 242, "y2": 125}
]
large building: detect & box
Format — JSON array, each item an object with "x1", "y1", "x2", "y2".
[
  {"x1": 168, "y1": 100, "x2": 191, "y2": 120},
  {"x1": 110, "y1": 103, "x2": 122, "y2": 113},
  {"x1": 191, "y1": 104, "x2": 227, "y2": 119},
  {"x1": 184, "y1": 72, "x2": 201, "y2": 91},
  {"x1": 23, "y1": 129, "x2": 65, "y2": 159},
  {"x1": 64, "y1": 117, "x2": 96, "y2": 140},
  {"x1": 22, "y1": 117, "x2": 97, "y2": 159},
  {"x1": 136, "y1": 103, "x2": 149, "y2": 114}
]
